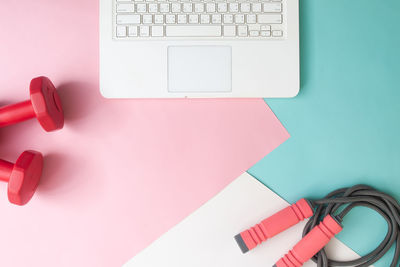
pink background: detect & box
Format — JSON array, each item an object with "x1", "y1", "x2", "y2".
[{"x1": 0, "y1": 1, "x2": 289, "y2": 266}]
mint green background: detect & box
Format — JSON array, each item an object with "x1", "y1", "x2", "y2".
[{"x1": 248, "y1": 0, "x2": 400, "y2": 266}]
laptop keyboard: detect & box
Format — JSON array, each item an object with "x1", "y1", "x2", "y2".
[{"x1": 114, "y1": 0, "x2": 285, "y2": 39}]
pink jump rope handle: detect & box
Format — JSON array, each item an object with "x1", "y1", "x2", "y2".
[
  {"x1": 274, "y1": 215, "x2": 343, "y2": 267},
  {"x1": 235, "y1": 199, "x2": 314, "y2": 253}
]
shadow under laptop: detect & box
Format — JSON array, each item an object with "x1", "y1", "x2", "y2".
[{"x1": 298, "y1": 0, "x2": 312, "y2": 95}]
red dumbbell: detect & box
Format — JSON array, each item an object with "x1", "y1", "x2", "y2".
[
  {"x1": 0, "y1": 77, "x2": 64, "y2": 131},
  {"x1": 0, "y1": 151, "x2": 43, "y2": 205}
]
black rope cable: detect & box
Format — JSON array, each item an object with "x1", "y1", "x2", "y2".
[{"x1": 304, "y1": 185, "x2": 400, "y2": 267}]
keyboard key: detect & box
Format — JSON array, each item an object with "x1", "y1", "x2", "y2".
[
  {"x1": 128, "y1": 26, "x2": 138, "y2": 36},
  {"x1": 183, "y1": 3, "x2": 192, "y2": 12},
  {"x1": 240, "y1": 3, "x2": 251, "y2": 13},
  {"x1": 248, "y1": 25, "x2": 260, "y2": 31},
  {"x1": 263, "y1": 3, "x2": 282, "y2": 12},
  {"x1": 223, "y1": 14, "x2": 234, "y2": 24},
  {"x1": 194, "y1": 3, "x2": 204, "y2": 13},
  {"x1": 117, "y1": 14, "x2": 141, "y2": 24},
  {"x1": 143, "y1": 14, "x2": 153, "y2": 24},
  {"x1": 252, "y1": 3, "x2": 262, "y2": 13},
  {"x1": 148, "y1": 3, "x2": 158, "y2": 12},
  {"x1": 151, "y1": 26, "x2": 164, "y2": 36},
  {"x1": 159, "y1": 3, "x2": 170, "y2": 12},
  {"x1": 166, "y1": 14, "x2": 176, "y2": 23},
  {"x1": 117, "y1": 3, "x2": 135, "y2": 12},
  {"x1": 260, "y1": 25, "x2": 271, "y2": 31},
  {"x1": 212, "y1": 14, "x2": 222, "y2": 24},
  {"x1": 136, "y1": 3, "x2": 147, "y2": 12},
  {"x1": 140, "y1": 25, "x2": 150, "y2": 36},
  {"x1": 166, "y1": 25, "x2": 222, "y2": 37},
  {"x1": 235, "y1": 14, "x2": 245, "y2": 24},
  {"x1": 171, "y1": 3, "x2": 181, "y2": 12},
  {"x1": 260, "y1": 30, "x2": 271, "y2": 37},
  {"x1": 229, "y1": 3, "x2": 239, "y2": 12},
  {"x1": 177, "y1": 14, "x2": 187, "y2": 24},
  {"x1": 189, "y1": 14, "x2": 199, "y2": 24},
  {"x1": 257, "y1": 14, "x2": 282, "y2": 24},
  {"x1": 200, "y1": 14, "x2": 210, "y2": 24},
  {"x1": 154, "y1": 14, "x2": 164, "y2": 24},
  {"x1": 247, "y1": 14, "x2": 256, "y2": 24},
  {"x1": 217, "y1": 3, "x2": 228, "y2": 13},
  {"x1": 249, "y1": 30, "x2": 259, "y2": 37},
  {"x1": 206, "y1": 3, "x2": 216, "y2": 12},
  {"x1": 223, "y1": 25, "x2": 236, "y2": 37},
  {"x1": 272, "y1": 30, "x2": 283, "y2": 37},
  {"x1": 116, "y1": 26, "x2": 127, "y2": 37},
  {"x1": 238, "y1": 25, "x2": 247, "y2": 36}
]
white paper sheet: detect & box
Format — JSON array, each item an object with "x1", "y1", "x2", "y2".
[{"x1": 124, "y1": 172, "x2": 363, "y2": 267}]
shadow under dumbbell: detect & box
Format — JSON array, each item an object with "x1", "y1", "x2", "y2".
[
  {"x1": 0, "y1": 118, "x2": 38, "y2": 160},
  {"x1": 57, "y1": 81, "x2": 97, "y2": 127},
  {"x1": 38, "y1": 153, "x2": 81, "y2": 197}
]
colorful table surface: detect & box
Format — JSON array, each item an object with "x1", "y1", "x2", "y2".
[
  {"x1": 249, "y1": 1, "x2": 400, "y2": 266},
  {"x1": 0, "y1": 0, "x2": 399, "y2": 267}
]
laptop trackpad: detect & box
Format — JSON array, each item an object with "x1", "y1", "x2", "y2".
[{"x1": 168, "y1": 46, "x2": 232, "y2": 93}]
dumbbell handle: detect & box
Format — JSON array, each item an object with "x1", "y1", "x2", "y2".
[
  {"x1": 0, "y1": 159, "x2": 14, "y2": 182},
  {"x1": 0, "y1": 100, "x2": 36, "y2": 127}
]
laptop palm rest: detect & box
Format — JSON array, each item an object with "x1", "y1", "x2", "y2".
[{"x1": 167, "y1": 46, "x2": 232, "y2": 93}]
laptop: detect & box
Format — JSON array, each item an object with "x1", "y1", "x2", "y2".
[{"x1": 100, "y1": 0, "x2": 299, "y2": 98}]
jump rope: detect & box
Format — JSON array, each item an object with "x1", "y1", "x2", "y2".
[{"x1": 235, "y1": 184, "x2": 400, "y2": 267}]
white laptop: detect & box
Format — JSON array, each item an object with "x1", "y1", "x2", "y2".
[{"x1": 100, "y1": 0, "x2": 299, "y2": 98}]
